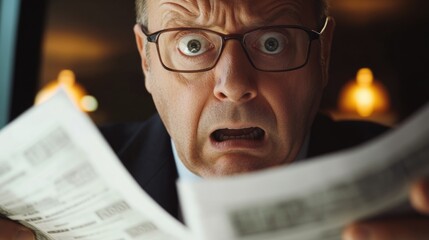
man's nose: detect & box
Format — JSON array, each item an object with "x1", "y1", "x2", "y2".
[{"x1": 213, "y1": 41, "x2": 258, "y2": 104}]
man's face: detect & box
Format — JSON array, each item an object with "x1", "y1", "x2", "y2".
[{"x1": 134, "y1": 0, "x2": 334, "y2": 177}]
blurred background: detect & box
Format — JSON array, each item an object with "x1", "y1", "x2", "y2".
[{"x1": 1, "y1": 0, "x2": 429, "y2": 128}]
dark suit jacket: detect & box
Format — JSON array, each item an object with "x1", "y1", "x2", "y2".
[{"x1": 100, "y1": 113, "x2": 388, "y2": 220}]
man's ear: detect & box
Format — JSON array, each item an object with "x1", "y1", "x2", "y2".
[
  {"x1": 320, "y1": 17, "x2": 335, "y2": 88},
  {"x1": 133, "y1": 24, "x2": 152, "y2": 93}
]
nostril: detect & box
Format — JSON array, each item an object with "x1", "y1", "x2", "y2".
[
  {"x1": 216, "y1": 92, "x2": 228, "y2": 100},
  {"x1": 242, "y1": 92, "x2": 253, "y2": 100},
  {"x1": 213, "y1": 75, "x2": 258, "y2": 103},
  {"x1": 215, "y1": 90, "x2": 255, "y2": 102}
]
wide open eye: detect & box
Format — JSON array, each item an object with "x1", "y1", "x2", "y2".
[
  {"x1": 256, "y1": 32, "x2": 286, "y2": 54},
  {"x1": 178, "y1": 34, "x2": 211, "y2": 56}
]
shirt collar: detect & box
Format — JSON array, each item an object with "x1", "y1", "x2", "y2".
[
  {"x1": 295, "y1": 133, "x2": 310, "y2": 163},
  {"x1": 171, "y1": 139, "x2": 201, "y2": 181}
]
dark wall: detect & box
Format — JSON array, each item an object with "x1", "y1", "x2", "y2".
[
  {"x1": 39, "y1": 0, "x2": 154, "y2": 125},
  {"x1": 9, "y1": 0, "x2": 46, "y2": 121},
  {"x1": 33, "y1": 0, "x2": 429, "y2": 125},
  {"x1": 323, "y1": 1, "x2": 429, "y2": 121}
]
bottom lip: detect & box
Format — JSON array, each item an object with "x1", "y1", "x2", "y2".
[{"x1": 210, "y1": 137, "x2": 266, "y2": 150}]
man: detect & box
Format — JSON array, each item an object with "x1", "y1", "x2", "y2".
[{"x1": 1, "y1": 0, "x2": 429, "y2": 239}]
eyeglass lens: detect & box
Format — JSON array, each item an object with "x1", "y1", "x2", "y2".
[{"x1": 156, "y1": 27, "x2": 312, "y2": 72}]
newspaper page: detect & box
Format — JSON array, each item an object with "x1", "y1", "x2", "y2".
[
  {"x1": 0, "y1": 90, "x2": 190, "y2": 240},
  {"x1": 178, "y1": 103, "x2": 429, "y2": 240}
]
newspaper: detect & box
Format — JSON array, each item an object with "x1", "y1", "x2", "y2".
[
  {"x1": 0, "y1": 90, "x2": 190, "y2": 240},
  {"x1": 178, "y1": 103, "x2": 429, "y2": 240},
  {"x1": 1, "y1": 90, "x2": 428, "y2": 240}
]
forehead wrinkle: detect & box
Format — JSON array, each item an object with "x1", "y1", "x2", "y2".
[
  {"x1": 194, "y1": 0, "x2": 227, "y2": 29},
  {"x1": 195, "y1": 0, "x2": 249, "y2": 32},
  {"x1": 159, "y1": 0, "x2": 200, "y2": 28},
  {"x1": 154, "y1": 0, "x2": 309, "y2": 32}
]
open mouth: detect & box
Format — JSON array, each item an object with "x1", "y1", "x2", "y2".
[{"x1": 211, "y1": 127, "x2": 265, "y2": 142}]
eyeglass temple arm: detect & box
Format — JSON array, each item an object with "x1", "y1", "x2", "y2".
[
  {"x1": 309, "y1": 17, "x2": 330, "y2": 41},
  {"x1": 319, "y1": 17, "x2": 330, "y2": 35},
  {"x1": 139, "y1": 25, "x2": 158, "y2": 42}
]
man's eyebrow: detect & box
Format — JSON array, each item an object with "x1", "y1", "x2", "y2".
[
  {"x1": 257, "y1": 2, "x2": 303, "y2": 26},
  {"x1": 160, "y1": 12, "x2": 302, "y2": 32},
  {"x1": 161, "y1": 14, "x2": 202, "y2": 29},
  {"x1": 263, "y1": 10, "x2": 301, "y2": 25}
]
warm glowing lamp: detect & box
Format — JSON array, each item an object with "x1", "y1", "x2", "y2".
[
  {"x1": 338, "y1": 68, "x2": 389, "y2": 117},
  {"x1": 80, "y1": 95, "x2": 98, "y2": 112},
  {"x1": 35, "y1": 70, "x2": 98, "y2": 112}
]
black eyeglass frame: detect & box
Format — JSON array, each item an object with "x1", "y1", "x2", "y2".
[{"x1": 140, "y1": 18, "x2": 328, "y2": 73}]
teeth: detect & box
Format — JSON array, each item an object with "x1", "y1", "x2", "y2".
[{"x1": 213, "y1": 128, "x2": 264, "y2": 142}]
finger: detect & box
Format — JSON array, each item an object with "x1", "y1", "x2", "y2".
[
  {"x1": 0, "y1": 219, "x2": 35, "y2": 240},
  {"x1": 343, "y1": 218, "x2": 429, "y2": 240},
  {"x1": 410, "y1": 178, "x2": 429, "y2": 214}
]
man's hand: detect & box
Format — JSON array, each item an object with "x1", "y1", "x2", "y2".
[
  {"x1": 0, "y1": 219, "x2": 34, "y2": 240},
  {"x1": 343, "y1": 178, "x2": 429, "y2": 240}
]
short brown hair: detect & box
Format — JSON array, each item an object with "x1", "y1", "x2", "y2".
[{"x1": 136, "y1": 0, "x2": 328, "y2": 27}]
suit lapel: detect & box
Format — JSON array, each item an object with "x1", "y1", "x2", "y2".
[{"x1": 115, "y1": 115, "x2": 180, "y2": 219}]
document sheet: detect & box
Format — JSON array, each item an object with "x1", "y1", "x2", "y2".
[
  {"x1": 1, "y1": 89, "x2": 428, "y2": 240},
  {"x1": 0, "y1": 91, "x2": 190, "y2": 240},
  {"x1": 178, "y1": 103, "x2": 429, "y2": 240}
]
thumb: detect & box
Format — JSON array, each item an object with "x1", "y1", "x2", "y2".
[
  {"x1": 410, "y1": 178, "x2": 429, "y2": 214},
  {"x1": 343, "y1": 218, "x2": 429, "y2": 240},
  {"x1": 0, "y1": 218, "x2": 35, "y2": 240}
]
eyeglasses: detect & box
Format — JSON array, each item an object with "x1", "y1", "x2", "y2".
[{"x1": 141, "y1": 18, "x2": 328, "y2": 73}]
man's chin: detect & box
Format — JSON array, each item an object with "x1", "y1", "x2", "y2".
[{"x1": 207, "y1": 154, "x2": 282, "y2": 177}]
